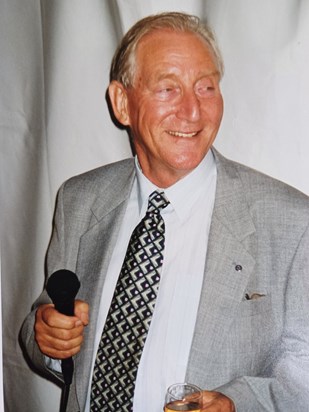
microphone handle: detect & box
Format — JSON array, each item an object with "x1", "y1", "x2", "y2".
[{"x1": 61, "y1": 358, "x2": 74, "y2": 386}]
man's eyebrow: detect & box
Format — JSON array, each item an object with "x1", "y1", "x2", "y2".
[
  {"x1": 197, "y1": 70, "x2": 220, "y2": 79},
  {"x1": 153, "y1": 73, "x2": 179, "y2": 82},
  {"x1": 151, "y1": 70, "x2": 220, "y2": 82}
]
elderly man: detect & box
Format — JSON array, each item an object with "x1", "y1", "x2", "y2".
[{"x1": 21, "y1": 12, "x2": 309, "y2": 412}]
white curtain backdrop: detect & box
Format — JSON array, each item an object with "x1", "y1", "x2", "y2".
[{"x1": 1, "y1": 1, "x2": 308, "y2": 411}]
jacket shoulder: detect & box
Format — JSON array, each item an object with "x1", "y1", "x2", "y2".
[
  {"x1": 65, "y1": 157, "x2": 134, "y2": 186},
  {"x1": 213, "y1": 148, "x2": 309, "y2": 217},
  {"x1": 61, "y1": 158, "x2": 134, "y2": 194},
  {"x1": 55, "y1": 158, "x2": 135, "y2": 214}
]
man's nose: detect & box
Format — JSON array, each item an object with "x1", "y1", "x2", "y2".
[{"x1": 176, "y1": 89, "x2": 201, "y2": 122}]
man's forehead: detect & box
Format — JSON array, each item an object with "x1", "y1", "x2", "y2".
[
  {"x1": 134, "y1": 29, "x2": 218, "y2": 76},
  {"x1": 136, "y1": 29, "x2": 214, "y2": 63}
]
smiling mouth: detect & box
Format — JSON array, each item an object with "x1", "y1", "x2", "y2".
[{"x1": 168, "y1": 130, "x2": 198, "y2": 138}]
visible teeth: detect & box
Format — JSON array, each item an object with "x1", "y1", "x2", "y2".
[{"x1": 168, "y1": 131, "x2": 197, "y2": 138}]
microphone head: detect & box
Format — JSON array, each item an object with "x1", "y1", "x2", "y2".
[{"x1": 46, "y1": 269, "x2": 80, "y2": 307}]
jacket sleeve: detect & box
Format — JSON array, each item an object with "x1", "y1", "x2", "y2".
[
  {"x1": 19, "y1": 183, "x2": 68, "y2": 385},
  {"x1": 216, "y1": 222, "x2": 309, "y2": 411}
]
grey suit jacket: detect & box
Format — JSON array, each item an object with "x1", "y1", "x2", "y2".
[{"x1": 20, "y1": 149, "x2": 309, "y2": 411}]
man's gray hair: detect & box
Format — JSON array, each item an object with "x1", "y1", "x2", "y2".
[{"x1": 110, "y1": 11, "x2": 224, "y2": 88}]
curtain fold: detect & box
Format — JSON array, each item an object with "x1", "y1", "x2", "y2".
[
  {"x1": 1, "y1": 1, "x2": 308, "y2": 411},
  {"x1": 210, "y1": 0, "x2": 309, "y2": 193}
]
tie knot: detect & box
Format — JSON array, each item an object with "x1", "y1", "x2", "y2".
[{"x1": 147, "y1": 191, "x2": 169, "y2": 213}]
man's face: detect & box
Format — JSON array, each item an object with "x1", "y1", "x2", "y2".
[{"x1": 111, "y1": 29, "x2": 223, "y2": 187}]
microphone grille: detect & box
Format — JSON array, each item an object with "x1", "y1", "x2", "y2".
[{"x1": 46, "y1": 269, "x2": 80, "y2": 304}]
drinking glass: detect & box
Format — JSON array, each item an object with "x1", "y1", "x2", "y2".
[{"x1": 164, "y1": 383, "x2": 202, "y2": 411}]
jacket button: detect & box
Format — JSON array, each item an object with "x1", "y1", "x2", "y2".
[{"x1": 235, "y1": 264, "x2": 242, "y2": 272}]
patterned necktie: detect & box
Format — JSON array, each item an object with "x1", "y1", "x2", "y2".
[{"x1": 90, "y1": 190, "x2": 169, "y2": 412}]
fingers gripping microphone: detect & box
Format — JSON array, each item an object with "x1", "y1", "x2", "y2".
[{"x1": 46, "y1": 269, "x2": 81, "y2": 386}]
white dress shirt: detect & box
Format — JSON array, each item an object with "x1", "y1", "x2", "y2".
[{"x1": 85, "y1": 150, "x2": 217, "y2": 412}]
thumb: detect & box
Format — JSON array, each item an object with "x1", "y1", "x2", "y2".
[{"x1": 74, "y1": 300, "x2": 89, "y2": 326}]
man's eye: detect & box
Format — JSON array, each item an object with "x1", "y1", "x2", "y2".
[
  {"x1": 195, "y1": 78, "x2": 218, "y2": 97},
  {"x1": 158, "y1": 86, "x2": 174, "y2": 93},
  {"x1": 196, "y1": 85, "x2": 215, "y2": 96},
  {"x1": 155, "y1": 86, "x2": 179, "y2": 100}
]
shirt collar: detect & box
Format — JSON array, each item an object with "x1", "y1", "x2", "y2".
[{"x1": 135, "y1": 149, "x2": 217, "y2": 221}]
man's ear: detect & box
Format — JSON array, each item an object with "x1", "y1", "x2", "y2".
[{"x1": 108, "y1": 81, "x2": 130, "y2": 126}]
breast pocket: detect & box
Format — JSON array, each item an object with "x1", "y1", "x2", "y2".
[
  {"x1": 223, "y1": 294, "x2": 278, "y2": 374},
  {"x1": 238, "y1": 294, "x2": 272, "y2": 317}
]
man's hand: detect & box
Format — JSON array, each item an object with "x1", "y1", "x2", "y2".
[
  {"x1": 35, "y1": 300, "x2": 89, "y2": 360},
  {"x1": 201, "y1": 391, "x2": 235, "y2": 411}
]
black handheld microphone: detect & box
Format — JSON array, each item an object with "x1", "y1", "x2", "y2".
[{"x1": 46, "y1": 269, "x2": 81, "y2": 386}]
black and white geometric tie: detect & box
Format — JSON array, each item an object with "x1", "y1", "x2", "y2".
[{"x1": 90, "y1": 190, "x2": 169, "y2": 412}]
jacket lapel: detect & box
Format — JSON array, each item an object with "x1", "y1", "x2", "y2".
[{"x1": 186, "y1": 149, "x2": 256, "y2": 386}]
